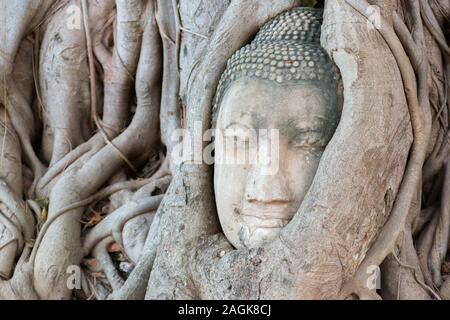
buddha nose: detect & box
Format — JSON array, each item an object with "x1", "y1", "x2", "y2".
[{"x1": 245, "y1": 164, "x2": 291, "y2": 203}]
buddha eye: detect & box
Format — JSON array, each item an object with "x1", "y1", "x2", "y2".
[
  {"x1": 228, "y1": 134, "x2": 249, "y2": 143},
  {"x1": 224, "y1": 125, "x2": 256, "y2": 149},
  {"x1": 226, "y1": 134, "x2": 252, "y2": 151},
  {"x1": 290, "y1": 131, "x2": 326, "y2": 150}
]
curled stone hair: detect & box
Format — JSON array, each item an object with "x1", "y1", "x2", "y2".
[{"x1": 212, "y1": 7, "x2": 342, "y2": 126}]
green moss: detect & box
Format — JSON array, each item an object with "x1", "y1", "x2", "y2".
[{"x1": 302, "y1": 0, "x2": 317, "y2": 8}]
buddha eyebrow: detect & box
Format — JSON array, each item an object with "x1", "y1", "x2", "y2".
[
  {"x1": 282, "y1": 126, "x2": 321, "y2": 139},
  {"x1": 285, "y1": 116, "x2": 332, "y2": 128},
  {"x1": 239, "y1": 112, "x2": 267, "y2": 129},
  {"x1": 280, "y1": 118, "x2": 329, "y2": 138},
  {"x1": 225, "y1": 122, "x2": 252, "y2": 130}
]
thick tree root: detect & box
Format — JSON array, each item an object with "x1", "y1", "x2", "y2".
[{"x1": 340, "y1": 0, "x2": 447, "y2": 299}]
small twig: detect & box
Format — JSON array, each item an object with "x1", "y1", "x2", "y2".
[
  {"x1": 80, "y1": 0, "x2": 138, "y2": 175},
  {"x1": 0, "y1": 106, "x2": 7, "y2": 169},
  {"x1": 28, "y1": 161, "x2": 170, "y2": 266},
  {"x1": 179, "y1": 26, "x2": 208, "y2": 39},
  {"x1": 83, "y1": 194, "x2": 164, "y2": 256},
  {"x1": 31, "y1": 0, "x2": 71, "y2": 33},
  {"x1": 392, "y1": 250, "x2": 442, "y2": 300},
  {"x1": 0, "y1": 211, "x2": 24, "y2": 252},
  {"x1": 432, "y1": 0, "x2": 450, "y2": 23},
  {"x1": 420, "y1": 0, "x2": 450, "y2": 57},
  {"x1": 31, "y1": 32, "x2": 45, "y2": 118}
]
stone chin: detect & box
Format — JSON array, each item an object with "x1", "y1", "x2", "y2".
[
  {"x1": 226, "y1": 203, "x2": 294, "y2": 249},
  {"x1": 228, "y1": 217, "x2": 288, "y2": 250}
]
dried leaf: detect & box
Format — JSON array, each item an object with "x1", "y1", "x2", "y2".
[
  {"x1": 302, "y1": 0, "x2": 317, "y2": 8},
  {"x1": 35, "y1": 198, "x2": 49, "y2": 209},
  {"x1": 25, "y1": 239, "x2": 35, "y2": 248},
  {"x1": 41, "y1": 207, "x2": 48, "y2": 223}
]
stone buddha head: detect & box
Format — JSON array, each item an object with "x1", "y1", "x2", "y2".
[{"x1": 212, "y1": 8, "x2": 342, "y2": 249}]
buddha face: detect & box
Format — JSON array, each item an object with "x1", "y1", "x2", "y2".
[{"x1": 214, "y1": 77, "x2": 340, "y2": 249}]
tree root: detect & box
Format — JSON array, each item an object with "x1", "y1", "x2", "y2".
[
  {"x1": 93, "y1": 237, "x2": 124, "y2": 292},
  {"x1": 31, "y1": 0, "x2": 163, "y2": 299},
  {"x1": 83, "y1": 194, "x2": 164, "y2": 257},
  {"x1": 156, "y1": 0, "x2": 181, "y2": 169},
  {"x1": 2, "y1": 0, "x2": 449, "y2": 301},
  {"x1": 429, "y1": 160, "x2": 450, "y2": 287},
  {"x1": 341, "y1": 0, "x2": 432, "y2": 299}
]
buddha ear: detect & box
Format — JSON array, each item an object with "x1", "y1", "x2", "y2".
[{"x1": 336, "y1": 77, "x2": 345, "y2": 114}]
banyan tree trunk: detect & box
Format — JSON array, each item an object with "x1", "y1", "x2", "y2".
[
  {"x1": 146, "y1": 0, "x2": 449, "y2": 300},
  {"x1": 0, "y1": 0, "x2": 449, "y2": 300}
]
